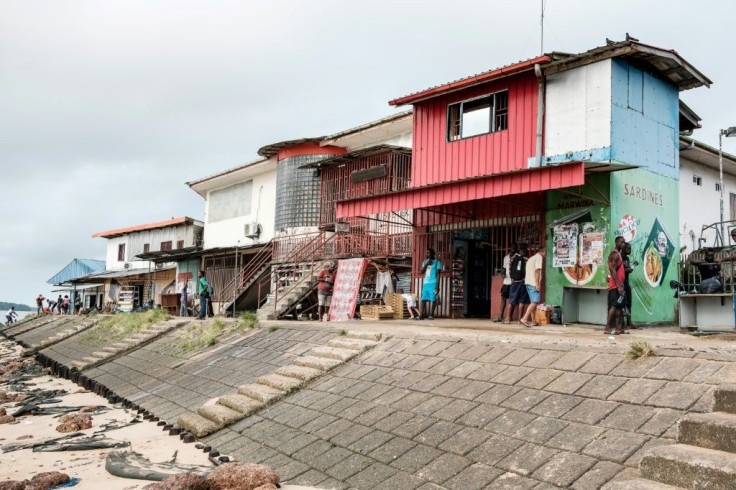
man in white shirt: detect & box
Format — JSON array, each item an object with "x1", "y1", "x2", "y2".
[
  {"x1": 520, "y1": 248, "x2": 546, "y2": 327},
  {"x1": 5, "y1": 307, "x2": 18, "y2": 325},
  {"x1": 494, "y1": 243, "x2": 517, "y2": 322}
]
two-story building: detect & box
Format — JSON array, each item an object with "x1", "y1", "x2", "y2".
[
  {"x1": 74, "y1": 216, "x2": 203, "y2": 311},
  {"x1": 335, "y1": 40, "x2": 710, "y2": 325}
]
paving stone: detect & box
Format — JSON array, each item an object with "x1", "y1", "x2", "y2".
[
  {"x1": 324, "y1": 452, "x2": 374, "y2": 481},
  {"x1": 498, "y1": 442, "x2": 559, "y2": 476},
  {"x1": 443, "y1": 462, "x2": 503, "y2": 490},
  {"x1": 466, "y1": 363, "x2": 509, "y2": 381},
  {"x1": 546, "y1": 372, "x2": 594, "y2": 394},
  {"x1": 420, "y1": 341, "x2": 456, "y2": 357},
  {"x1": 437, "y1": 426, "x2": 492, "y2": 456},
  {"x1": 348, "y1": 430, "x2": 394, "y2": 455},
  {"x1": 514, "y1": 416, "x2": 568, "y2": 444},
  {"x1": 456, "y1": 403, "x2": 506, "y2": 428},
  {"x1": 417, "y1": 452, "x2": 473, "y2": 484},
  {"x1": 476, "y1": 384, "x2": 522, "y2": 405},
  {"x1": 345, "y1": 461, "x2": 398, "y2": 489},
  {"x1": 368, "y1": 436, "x2": 417, "y2": 464},
  {"x1": 379, "y1": 471, "x2": 427, "y2": 490},
  {"x1": 356, "y1": 404, "x2": 395, "y2": 426},
  {"x1": 608, "y1": 378, "x2": 667, "y2": 404},
  {"x1": 451, "y1": 380, "x2": 494, "y2": 401},
  {"x1": 289, "y1": 469, "x2": 330, "y2": 487},
  {"x1": 532, "y1": 451, "x2": 597, "y2": 487},
  {"x1": 417, "y1": 483, "x2": 447, "y2": 490},
  {"x1": 354, "y1": 382, "x2": 393, "y2": 402},
  {"x1": 277, "y1": 459, "x2": 311, "y2": 481},
  {"x1": 547, "y1": 422, "x2": 605, "y2": 452},
  {"x1": 373, "y1": 410, "x2": 414, "y2": 433},
  {"x1": 467, "y1": 434, "x2": 525, "y2": 466},
  {"x1": 374, "y1": 387, "x2": 413, "y2": 407},
  {"x1": 392, "y1": 392, "x2": 434, "y2": 411},
  {"x1": 643, "y1": 357, "x2": 700, "y2": 381},
  {"x1": 579, "y1": 354, "x2": 624, "y2": 375},
  {"x1": 292, "y1": 439, "x2": 335, "y2": 462},
  {"x1": 431, "y1": 377, "x2": 469, "y2": 397},
  {"x1": 683, "y1": 361, "x2": 724, "y2": 383},
  {"x1": 476, "y1": 346, "x2": 516, "y2": 363},
  {"x1": 570, "y1": 461, "x2": 625, "y2": 490},
  {"x1": 582, "y1": 429, "x2": 650, "y2": 463},
  {"x1": 456, "y1": 343, "x2": 495, "y2": 361},
  {"x1": 600, "y1": 404, "x2": 656, "y2": 431},
  {"x1": 413, "y1": 395, "x2": 454, "y2": 417},
  {"x1": 624, "y1": 437, "x2": 673, "y2": 468},
  {"x1": 638, "y1": 408, "x2": 685, "y2": 437},
  {"x1": 516, "y1": 369, "x2": 564, "y2": 390},
  {"x1": 339, "y1": 399, "x2": 375, "y2": 421},
  {"x1": 447, "y1": 361, "x2": 484, "y2": 378},
  {"x1": 609, "y1": 356, "x2": 661, "y2": 378},
  {"x1": 530, "y1": 393, "x2": 583, "y2": 418},
  {"x1": 487, "y1": 472, "x2": 539, "y2": 489},
  {"x1": 522, "y1": 350, "x2": 565, "y2": 368},
  {"x1": 500, "y1": 388, "x2": 551, "y2": 412},
  {"x1": 392, "y1": 415, "x2": 436, "y2": 439},
  {"x1": 575, "y1": 375, "x2": 628, "y2": 399},
  {"x1": 563, "y1": 399, "x2": 620, "y2": 425},
  {"x1": 330, "y1": 424, "x2": 373, "y2": 447},
  {"x1": 313, "y1": 417, "x2": 353, "y2": 441},
  {"x1": 414, "y1": 420, "x2": 462, "y2": 447},
  {"x1": 434, "y1": 399, "x2": 479, "y2": 422},
  {"x1": 499, "y1": 348, "x2": 539, "y2": 366},
  {"x1": 489, "y1": 410, "x2": 537, "y2": 437},
  {"x1": 390, "y1": 444, "x2": 443, "y2": 473},
  {"x1": 548, "y1": 351, "x2": 595, "y2": 371},
  {"x1": 413, "y1": 374, "x2": 452, "y2": 393},
  {"x1": 645, "y1": 381, "x2": 708, "y2": 409},
  {"x1": 492, "y1": 366, "x2": 535, "y2": 385},
  {"x1": 427, "y1": 358, "x2": 466, "y2": 375},
  {"x1": 310, "y1": 445, "x2": 353, "y2": 472}
]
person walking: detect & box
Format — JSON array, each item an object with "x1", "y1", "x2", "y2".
[
  {"x1": 420, "y1": 249, "x2": 442, "y2": 320},
  {"x1": 180, "y1": 282, "x2": 188, "y2": 317},
  {"x1": 317, "y1": 262, "x2": 336, "y2": 321},
  {"x1": 198, "y1": 272, "x2": 208, "y2": 320},
  {"x1": 504, "y1": 243, "x2": 529, "y2": 323},
  {"x1": 5, "y1": 307, "x2": 18, "y2": 326},
  {"x1": 56, "y1": 295, "x2": 63, "y2": 314},
  {"x1": 520, "y1": 247, "x2": 546, "y2": 327},
  {"x1": 494, "y1": 243, "x2": 518, "y2": 322},
  {"x1": 606, "y1": 236, "x2": 627, "y2": 335},
  {"x1": 35, "y1": 294, "x2": 45, "y2": 315}
]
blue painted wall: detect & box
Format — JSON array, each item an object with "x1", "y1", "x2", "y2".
[{"x1": 610, "y1": 59, "x2": 679, "y2": 179}]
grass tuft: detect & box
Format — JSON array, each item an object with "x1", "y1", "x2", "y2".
[
  {"x1": 237, "y1": 311, "x2": 259, "y2": 332},
  {"x1": 625, "y1": 340, "x2": 657, "y2": 360},
  {"x1": 80, "y1": 309, "x2": 171, "y2": 346},
  {"x1": 338, "y1": 329, "x2": 348, "y2": 336},
  {"x1": 268, "y1": 325, "x2": 279, "y2": 332}
]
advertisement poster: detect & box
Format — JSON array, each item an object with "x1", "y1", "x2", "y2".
[
  {"x1": 641, "y1": 217, "x2": 675, "y2": 287},
  {"x1": 580, "y1": 232, "x2": 605, "y2": 266},
  {"x1": 553, "y1": 224, "x2": 578, "y2": 268}
]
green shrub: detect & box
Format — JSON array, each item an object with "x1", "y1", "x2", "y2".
[{"x1": 626, "y1": 340, "x2": 657, "y2": 360}]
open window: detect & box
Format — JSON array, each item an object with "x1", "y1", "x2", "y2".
[{"x1": 447, "y1": 90, "x2": 508, "y2": 141}]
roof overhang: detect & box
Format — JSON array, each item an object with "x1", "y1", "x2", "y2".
[
  {"x1": 135, "y1": 245, "x2": 203, "y2": 262},
  {"x1": 680, "y1": 136, "x2": 736, "y2": 176},
  {"x1": 389, "y1": 55, "x2": 550, "y2": 107},
  {"x1": 679, "y1": 100, "x2": 702, "y2": 133},
  {"x1": 336, "y1": 162, "x2": 585, "y2": 218},
  {"x1": 543, "y1": 40, "x2": 711, "y2": 91},
  {"x1": 320, "y1": 111, "x2": 413, "y2": 150},
  {"x1": 72, "y1": 266, "x2": 176, "y2": 284},
  {"x1": 299, "y1": 145, "x2": 412, "y2": 169},
  {"x1": 92, "y1": 217, "x2": 202, "y2": 239},
  {"x1": 257, "y1": 137, "x2": 325, "y2": 159},
  {"x1": 187, "y1": 158, "x2": 277, "y2": 198}
]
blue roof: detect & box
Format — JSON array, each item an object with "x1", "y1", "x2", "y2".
[{"x1": 47, "y1": 259, "x2": 106, "y2": 285}]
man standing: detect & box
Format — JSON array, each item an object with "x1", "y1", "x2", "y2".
[
  {"x1": 317, "y1": 262, "x2": 336, "y2": 321},
  {"x1": 36, "y1": 294, "x2": 45, "y2": 316},
  {"x1": 420, "y1": 248, "x2": 442, "y2": 320},
  {"x1": 198, "y1": 272, "x2": 208, "y2": 320},
  {"x1": 622, "y1": 242, "x2": 640, "y2": 330},
  {"x1": 494, "y1": 243, "x2": 518, "y2": 322},
  {"x1": 606, "y1": 236, "x2": 627, "y2": 335},
  {"x1": 520, "y1": 247, "x2": 546, "y2": 327},
  {"x1": 180, "y1": 282, "x2": 188, "y2": 317},
  {"x1": 504, "y1": 243, "x2": 529, "y2": 324}
]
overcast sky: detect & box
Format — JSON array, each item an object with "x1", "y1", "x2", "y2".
[{"x1": 1, "y1": 0, "x2": 734, "y2": 305}]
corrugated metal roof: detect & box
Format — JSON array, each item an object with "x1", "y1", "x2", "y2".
[
  {"x1": 186, "y1": 157, "x2": 270, "y2": 189},
  {"x1": 299, "y1": 145, "x2": 411, "y2": 169},
  {"x1": 47, "y1": 259, "x2": 106, "y2": 285},
  {"x1": 73, "y1": 266, "x2": 175, "y2": 283},
  {"x1": 322, "y1": 111, "x2": 413, "y2": 141},
  {"x1": 92, "y1": 217, "x2": 200, "y2": 238},
  {"x1": 257, "y1": 137, "x2": 325, "y2": 158}
]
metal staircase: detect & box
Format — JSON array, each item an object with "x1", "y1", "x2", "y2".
[{"x1": 218, "y1": 240, "x2": 274, "y2": 315}]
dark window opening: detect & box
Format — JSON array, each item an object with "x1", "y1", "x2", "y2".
[
  {"x1": 177, "y1": 240, "x2": 184, "y2": 249},
  {"x1": 143, "y1": 243, "x2": 150, "y2": 253},
  {"x1": 117, "y1": 244, "x2": 126, "y2": 262},
  {"x1": 447, "y1": 90, "x2": 508, "y2": 141},
  {"x1": 161, "y1": 241, "x2": 173, "y2": 251}
]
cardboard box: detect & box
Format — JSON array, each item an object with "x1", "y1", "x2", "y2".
[{"x1": 534, "y1": 309, "x2": 551, "y2": 325}]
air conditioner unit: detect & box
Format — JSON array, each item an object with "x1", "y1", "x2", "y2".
[
  {"x1": 124, "y1": 263, "x2": 130, "y2": 269},
  {"x1": 244, "y1": 222, "x2": 261, "y2": 238}
]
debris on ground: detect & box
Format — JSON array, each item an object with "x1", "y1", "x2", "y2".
[
  {"x1": 143, "y1": 472, "x2": 210, "y2": 489},
  {"x1": 55, "y1": 414, "x2": 92, "y2": 433},
  {"x1": 105, "y1": 451, "x2": 213, "y2": 481},
  {"x1": 0, "y1": 471, "x2": 70, "y2": 490},
  {"x1": 205, "y1": 463, "x2": 280, "y2": 490}
]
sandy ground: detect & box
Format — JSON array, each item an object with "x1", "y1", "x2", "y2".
[{"x1": 0, "y1": 339, "x2": 316, "y2": 489}]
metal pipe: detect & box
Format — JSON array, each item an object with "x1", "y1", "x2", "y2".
[
  {"x1": 534, "y1": 64, "x2": 545, "y2": 168},
  {"x1": 720, "y1": 130, "x2": 725, "y2": 242}
]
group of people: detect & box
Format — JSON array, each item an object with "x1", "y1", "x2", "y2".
[
  {"x1": 36, "y1": 293, "x2": 79, "y2": 316},
  {"x1": 494, "y1": 243, "x2": 547, "y2": 327},
  {"x1": 179, "y1": 272, "x2": 214, "y2": 320}
]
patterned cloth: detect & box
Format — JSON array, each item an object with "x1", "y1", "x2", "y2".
[{"x1": 329, "y1": 258, "x2": 369, "y2": 322}]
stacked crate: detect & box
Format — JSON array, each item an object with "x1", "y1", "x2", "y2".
[
  {"x1": 359, "y1": 305, "x2": 394, "y2": 320},
  {"x1": 385, "y1": 292, "x2": 411, "y2": 319}
]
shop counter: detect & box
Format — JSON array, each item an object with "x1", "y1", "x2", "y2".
[
  {"x1": 562, "y1": 285, "x2": 608, "y2": 325},
  {"x1": 679, "y1": 293, "x2": 736, "y2": 332}
]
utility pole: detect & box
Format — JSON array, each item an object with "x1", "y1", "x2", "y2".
[{"x1": 540, "y1": 0, "x2": 545, "y2": 54}]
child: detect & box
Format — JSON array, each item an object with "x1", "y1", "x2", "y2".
[{"x1": 398, "y1": 289, "x2": 421, "y2": 320}]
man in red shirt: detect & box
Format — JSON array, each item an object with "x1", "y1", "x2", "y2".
[
  {"x1": 317, "y1": 262, "x2": 336, "y2": 321},
  {"x1": 606, "y1": 236, "x2": 626, "y2": 335}
]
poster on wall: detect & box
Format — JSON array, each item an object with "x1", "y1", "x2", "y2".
[
  {"x1": 328, "y1": 258, "x2": 369, "y2": 322},
  {"x1": 553, "y1": 224, "x2": 578, "y2": 268},
  {"x1": 641, "y1": 217, "x2": 675, "y2": 288},
  {"x1": 580, "y1": 232, "x2": 605, "y2": 266}
]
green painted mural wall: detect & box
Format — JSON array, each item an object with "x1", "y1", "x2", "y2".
[
  {"x1": 610, "y1": 168, "x2": 679, "y2": 323},
  {"x1": 177, "y1": 259, "x2": 201, "y2": 292}
]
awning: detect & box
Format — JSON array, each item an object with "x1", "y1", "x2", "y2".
[
  {"x1": 135, "y1": 245, "x2": 202, "y2": 262},
  {"x1": 47, "y1": 259, "x2": 106, "y2": 285},
  {"x1": 72, "y1": 266, "x2": 175, "y2": 284},
  {"x1": 51, "y1": 284, "x2": 104, "y2": 292},
  {"x1": 336, "y1": 162, "x2": 585, "y2": 219},
  {"x1": 548, "y1": 208, "x2": 592, "y2": 228}
]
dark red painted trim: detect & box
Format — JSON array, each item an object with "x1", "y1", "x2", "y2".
[{"x1": 277, "y1": 143, "x2": 346, "y2": 160}]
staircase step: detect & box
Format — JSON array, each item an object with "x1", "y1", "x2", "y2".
[
  {"x1": 177, "y1": 412, "x2": 222, "y2": 438},
  {"x1": 257, "y1": 373, "x2": 304, "y2": 392},
  {"x1": 714, "y1": 384, "x2": 736, "y2": 414},
  {"x1": 311, "y1": 346, "x2": 357, "y2": 362},
  {"x1": 640, "y1": 443, "x2": 736, "y2": 489},
  {"x1": 293, "y1": 356, "x2": 342, "y2": 371},
  {"x1": 602, "y1": 478, "x2": 682, "y2": 489},
  {"x1": 217, "y1": 394, "x2": 264, "y2": 415},
  {"x1": 197, "y1": 404, "x2": 245, "y2": 426},
  {"x1": 345, "y1": 331, "x2": 382, "y2": 342},
  {"x1": 237, "y1": 383, "x2": 284, "y2": 403},
  {"x1": 678, "y1": 412, "x2": 736, "y2": 452},
  {"x1": 275, "y1": 365, "x2": 323, "y2": 381},
  {"x1": 327, "y1": 338, "x2": 375, "y2": 351}
]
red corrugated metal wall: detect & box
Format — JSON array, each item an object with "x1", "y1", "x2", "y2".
[{"x1": 412, "y1": 71, "x2": 538, "y2": 187}]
